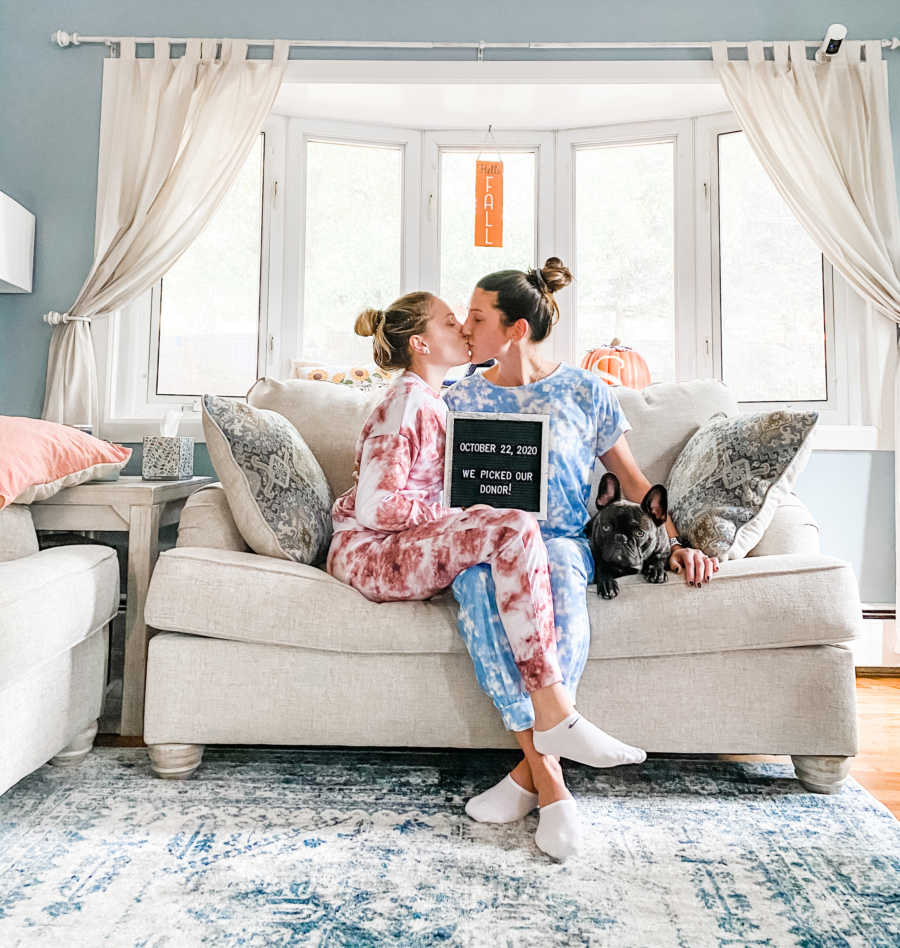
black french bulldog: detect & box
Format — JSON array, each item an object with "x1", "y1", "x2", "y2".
[{"x1": 587, "y1": 472, "x2": 671, "y2": 599}]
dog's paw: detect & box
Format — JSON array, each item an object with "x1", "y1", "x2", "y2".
[
  {"x1": 644, "y1": 562, "x2": 668, "y2": 584},
  {"x1": 596, "y1": 576, "x2": 619, "y2": 599}
]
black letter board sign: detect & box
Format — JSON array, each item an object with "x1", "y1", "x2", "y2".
[{"x1": 444, "y1": 412, "x2": 550, "y2": 519}]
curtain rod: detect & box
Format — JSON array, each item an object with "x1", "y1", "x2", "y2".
[{"x1": 50, "y1": 30, "x2": 900, "y2": 56}]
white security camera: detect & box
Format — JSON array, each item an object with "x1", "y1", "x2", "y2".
[{"x1": 816, "y1": 24, "x2": 847, "y2": 61}]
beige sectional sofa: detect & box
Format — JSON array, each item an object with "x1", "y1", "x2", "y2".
[
  {"x1": 143, "y1": 377, "x2": 862, "y2": 793},
  {"x1": 0, "y1": 505, "x2": 118, "y2": 796}
]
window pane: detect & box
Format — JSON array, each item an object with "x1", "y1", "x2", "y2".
[
  {"x1": 157, "y1": 135, "x2": 264, "y2": 397},
  {"x1": 303, "y1": 140, "x2": 402, "y2": 365},
  {"x1": 719, "y1": 131, "x2": 826, "y2": 401},
  {"x1": 575, "y1": 142, "x2": 675, "y2": 383},
  {"x1": 439, "y1": 150, "x2": 536, "y2": 319}
]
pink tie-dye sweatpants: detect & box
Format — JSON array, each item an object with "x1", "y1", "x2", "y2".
[
  {"x1": 327, "y1": 506, "x2": 561, "y2": 692},
  {"x1": 328, "y1": 371, "x2": 562, "y2": 693}
]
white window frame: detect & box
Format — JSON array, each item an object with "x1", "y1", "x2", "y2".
[
  {"x1": 695, "y1": 112, "x2": 843, "y2": 424},
  {"x1": 421, "y1": 129, "x2": 554, "y2": 343},
  {"x1": 94, "y1": 117, "x2": 284, "y2": 442},
  {"x1": 283, "y1": 117, "x2": 421, "y2": 374},
  {"x1": 555, "y1": 119, "x2": 696, "y2": 377}
]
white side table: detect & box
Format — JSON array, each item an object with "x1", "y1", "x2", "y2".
[{"x1": 31, "y1": 476, "x2": 217, "y2": 737}]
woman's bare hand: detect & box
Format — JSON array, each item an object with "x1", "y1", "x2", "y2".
[{"x1": 669, "y1": 546, "x2": 718, "y2": 587}]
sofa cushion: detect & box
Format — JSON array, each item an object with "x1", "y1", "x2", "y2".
[
  {"x1": 250, "y1": 375, "x2": 738, "y2": 505},
  {"x1": 613, "y1": 380, "x2": 739, "y2": 486},
  {"x1": 0, "y1": 505, "x2": 39, "y2": 562},
  {"x1": 146, "y1": 546, "x2": 459, "y2": 653},
  {"x1": 0, "y1": 545, "x2": 119, "y2": 691},
  {"x1": 248, "y1": 377, "x2": 385, "y2": 497},
  {"x1": 667, "y1": 409, "x2": 818, "y2": 560},
  {"x1": 586, "y1": 553, "x2": 859, "y2": 659},
  {"x1": 145, "y1": 547, "x2": 860, "y2": 661},
  {"x1": 202, "y1": 395, "x2": 333, "y2": 565}
]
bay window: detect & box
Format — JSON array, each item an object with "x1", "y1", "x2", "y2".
[{"x1": 98, "y1": 89, "x2": 848, "y2": 441}]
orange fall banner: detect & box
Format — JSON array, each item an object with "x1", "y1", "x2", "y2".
[{"x1": 475, "y1": 160, "x2": 503, "y2": 248}]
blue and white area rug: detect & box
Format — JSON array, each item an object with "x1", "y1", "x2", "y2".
[{"x1": 1, "y1": 748, "x2": 898, "y2": 946}]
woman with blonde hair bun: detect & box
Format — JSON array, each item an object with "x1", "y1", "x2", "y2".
[
  {"x1": 329, "y1": 289, "x2": 558, "y2": 690},
  {"x1": 327, "y1": 289, "x2": 632, "y2": 860}
]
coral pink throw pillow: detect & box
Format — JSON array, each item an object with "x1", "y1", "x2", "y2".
[{"x1": 0, "y1": 416, "x2": 132, "y2": 509}]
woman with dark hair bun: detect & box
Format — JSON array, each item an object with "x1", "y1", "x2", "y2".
[
  {"x1": 444, "y1": 257, "x2": 718, "y2": 860},
  {"x1": 474, "y1": 255, "x2": 572, "y2": 342}
]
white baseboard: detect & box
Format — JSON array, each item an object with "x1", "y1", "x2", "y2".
[{"x1": 849, "y1": 616, "x2": 900, "y2": 667}]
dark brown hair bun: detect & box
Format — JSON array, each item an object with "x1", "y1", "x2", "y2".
[{"x1": 540, "y1": 257, "x2": 573, "y2": 294}]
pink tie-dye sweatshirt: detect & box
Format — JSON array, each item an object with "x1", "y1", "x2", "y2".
[{"x1": 331, "y1": 371, "x2": 454, "y2": 535}]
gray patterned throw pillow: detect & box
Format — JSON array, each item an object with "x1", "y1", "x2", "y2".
[
  {"x1": 667, "y1": 410, "x2": 818, "y2": 561},
  {"x1": 202, "y1": 395, "x2": 333, "y2": 565}
]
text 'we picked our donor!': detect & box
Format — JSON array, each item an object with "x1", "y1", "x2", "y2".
[{"x1": 457, "y1": 439, "x2": 538, "y2": 497}]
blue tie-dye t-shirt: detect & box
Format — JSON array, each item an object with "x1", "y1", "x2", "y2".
[{"x1": 443, "y1": 363, "x2": 631, "y2": 540}]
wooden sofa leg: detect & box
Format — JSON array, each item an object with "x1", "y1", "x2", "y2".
[
  {"x1": 147, "y1": 743, "x2": 205, "y2": 780},
  {"x1": 50, "y1": 720, "x2": 99, "y2": 767},
  {"x1": 791, "y1": 754, "x2": 852, "y2": 794}
]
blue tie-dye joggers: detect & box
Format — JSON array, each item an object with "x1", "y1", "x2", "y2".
[{"x1": 451, "y1": 534, "x2": 593, "y2": 731}]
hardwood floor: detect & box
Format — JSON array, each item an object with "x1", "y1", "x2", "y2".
[
  {"x1": 840, "y1": 676, "x2": 899, "y2": 817},
  {"x1": 98, "y1": 676, "x2": 899, "y2": 819}
]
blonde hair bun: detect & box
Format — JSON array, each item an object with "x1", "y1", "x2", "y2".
[
  {"x1": 354, "y1": 292, "x2": 433, "y2": 372},
  {"x1": 354, "y1": 308, "x2": 384, "y2": 338}
]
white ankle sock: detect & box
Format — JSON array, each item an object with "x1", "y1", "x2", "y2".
[
  {"x1": 535, "y1": 798, "x2": 581, "y2": 861},
  {"x1": 533, "y1": 712, "x2": 647, "y2": 768},
  {"x1": 465, "y1": 774, "x2": 539, "y2": 823}
]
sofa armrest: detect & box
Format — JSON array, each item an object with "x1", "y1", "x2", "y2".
[
  {"x1": 0, "y1": 505, "x2": 40, "y2": 562},
  {"x1": 747, "y1": 492, "x2": 820, "y2": 557},
  {"x1": 176, "y1": 485, "x2": 250, "y2": 553}
]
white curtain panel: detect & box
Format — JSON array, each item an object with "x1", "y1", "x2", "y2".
[
  {"x1": 41, "y1": 37, "x2": 289, "y2": 426},
  {"x1": 41, "y1": 318, "x2": 98, "y2": 429},
  {"x1": 712, "y1": 41, "x2": 900, "y2": 320},
  {"x1": 713, "y1": 39, "x2": 900, "y2": 620}
]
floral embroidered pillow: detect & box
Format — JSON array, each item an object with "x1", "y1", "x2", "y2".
[
  {"x1": 667, "y1": 409, "x2": 818, "y2": 561},
  {"x1": 290, "y1": 361, "x2": 391, "y2": 390},
  {"x1": 202, "y1": 395, "x2": 333, "y2": 565}
]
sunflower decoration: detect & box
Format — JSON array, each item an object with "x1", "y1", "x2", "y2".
[
  {"x1": 331, "y1": 372, "x2": 346, "y2": 384},
  {"x1": 308, "y1": 369, "x2": 330, "y2": 382},
  {"x1": 350, "y1": 367, "x2": 370, "y2": 382}
]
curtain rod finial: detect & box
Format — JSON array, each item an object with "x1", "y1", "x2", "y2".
[{"x1": 51, "y1": 30, "x2": 81, "y2": 48}]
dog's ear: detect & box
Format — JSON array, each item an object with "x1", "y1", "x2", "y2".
[
  {"x1": 641, "y1": 484, "x2": 668, "y2": 526},
  {"x1": 595, "y1": 472, "x2": 621, "y2": 508}
]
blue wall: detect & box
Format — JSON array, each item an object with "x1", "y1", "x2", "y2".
[
  {"x1": 795, "y1": 451, "x2": 895, "y2": 604},
  {"x1": 1, "y1": 1, "x2": 897, "y2": 602}
]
